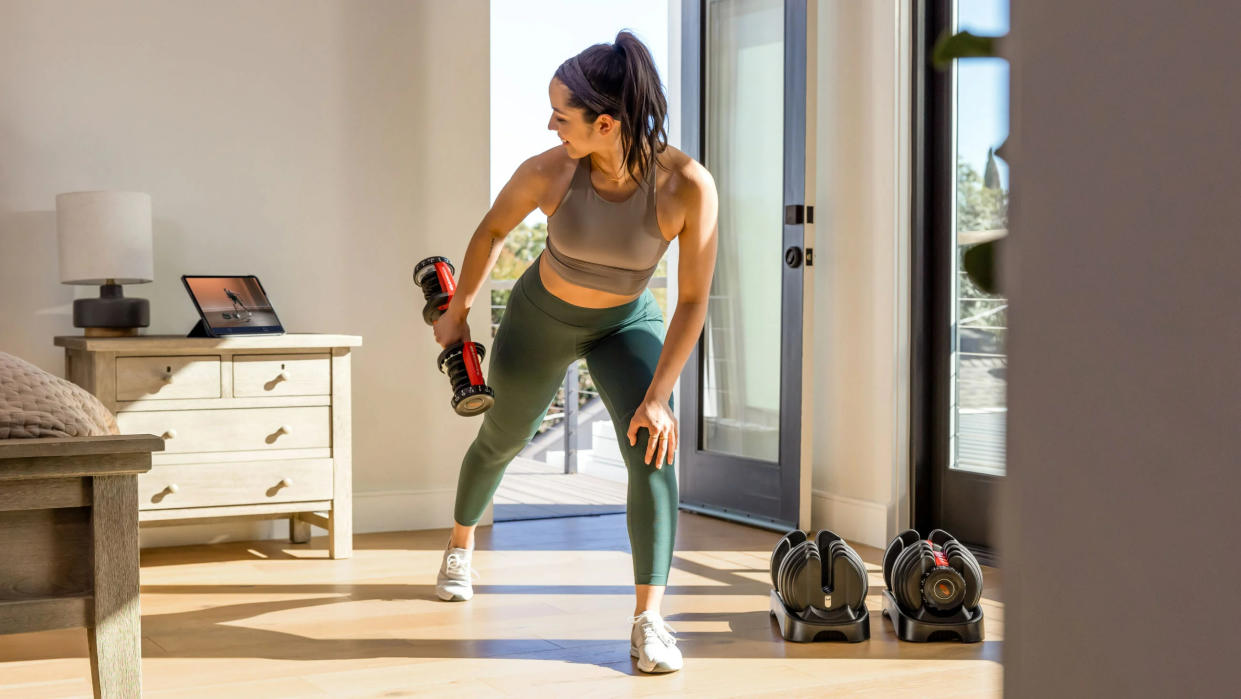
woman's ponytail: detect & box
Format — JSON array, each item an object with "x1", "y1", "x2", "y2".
[{"x1": 554, "y1": 30, "x2": 668, "y2": 182}]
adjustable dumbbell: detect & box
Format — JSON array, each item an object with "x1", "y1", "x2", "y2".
[
  {"x1": 413, "y1": 256, "x2": 495, "y2": 416},
  {"x1": 882, "y1": 528, "x2": 984, "y2": 617},
  {"x1": 769, "y1": 529, "x2": 868, "y2": 618}
]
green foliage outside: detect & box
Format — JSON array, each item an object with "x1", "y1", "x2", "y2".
[{"x1": 957, "y1": 158, "x2": 1008, "y2": 332}]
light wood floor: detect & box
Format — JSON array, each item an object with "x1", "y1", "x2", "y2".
[{"x1": 0, "y1": 512, "x2": 1002, "y2": 698}]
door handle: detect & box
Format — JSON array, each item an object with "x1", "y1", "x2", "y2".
[{"x1": 785, "y1": 246, "x2": 803, "y2": 268}]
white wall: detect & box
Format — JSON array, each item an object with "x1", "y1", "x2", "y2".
[
  {"x1": 809, "y1": 0, "x2": 911, "y2": 547},
  {"x1": 0, "y1": 0, "x2": 492, "y2": 546},
  {"x1": 1004, "y1": 2, "x2": 1240, "y2": 695}
]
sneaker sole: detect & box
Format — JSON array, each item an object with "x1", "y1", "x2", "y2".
[
  {"x1": 436, "y1": 589, "x2": 472, "y2": 602},
  {"x1": 630, "y1": 646, "x2": 681, "y2": 673}
]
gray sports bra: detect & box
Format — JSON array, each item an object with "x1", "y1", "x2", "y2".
[{"x1": 543, "y1": 156, "x2": 670, "y2": 296}]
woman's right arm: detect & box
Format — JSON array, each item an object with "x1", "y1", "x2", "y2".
[{"x1": 432, "y1": 155, "x2": 550, "y2": 349}]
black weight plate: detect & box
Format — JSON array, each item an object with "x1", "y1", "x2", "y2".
[
  {"x1": 779, "y1": 540, "x2": 814, "y2": 612},
  {"x1": 884, "y1": 530, "x2": 921, "y2": 591},
  {"x1": 894, "y1": 542, "x2": 931, "y2": 613},
  {"x1": 770, "y1": 529, "x2": 807, "y2": 591},
  {"x1": 837, "y1": 545, "x2": 869, "y2": 611},
  {"x1": 945, "y1": 540, "x2": 984, "y2": 610},
  {"x1": 799, "y1": 544, "x2": 823, "y2": 612},
  {"x1": 927, "y1": 528, "x2": 953, "y2": 548}
]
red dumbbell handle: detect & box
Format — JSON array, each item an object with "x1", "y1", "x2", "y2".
[
  {"x1": 433, "y1": 260, "x2": 486, "y2": 387},
  {"x1": 435, "y1": 261, "x2": 457, "y2": 314},
  {"x1": 462, "y1": 342, "x2": 485, "y2": 387}
]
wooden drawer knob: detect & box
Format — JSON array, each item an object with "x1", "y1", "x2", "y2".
[
  {"x1": 161, "y1": 370, "x2": 174, "y2": 383},
  {"x1": 162, "y1": 428, "x2": 178, "y2": 440},
  {"x1": 277, "y1": 370, "x2": 292, "y2": 381},
  {"x1": 165, "y1": 484, "x2": 179, "y2": 494},
  {"x1": 279, "y1": 478, "x2": 293, "y2": 488},
  {"x1": 277, "y1": 424, "x2": 292, "y2": 436}
]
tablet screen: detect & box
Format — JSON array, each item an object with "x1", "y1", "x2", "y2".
[{"x1": 181, "y1": 275, "x2": 284, "y2": 335}]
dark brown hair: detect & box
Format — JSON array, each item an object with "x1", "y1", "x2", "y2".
[{"x1": 554, "y1": 30, "x2": 668, "y2": 182}]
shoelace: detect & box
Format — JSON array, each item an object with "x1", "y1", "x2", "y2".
[
  {"x1": 444, "y1": 552, "x2": 481, "y2": 580},
  {"x1": 629, "y1": 613, "x2": 677, "y2": 647}
]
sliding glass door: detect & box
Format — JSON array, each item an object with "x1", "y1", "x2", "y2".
[
  {"x1": 913, "y1": 0, "x2": 1009, "y2": 553},
  {"x1": 679, "y1": 0, "x2": 810, "y2": 530}
]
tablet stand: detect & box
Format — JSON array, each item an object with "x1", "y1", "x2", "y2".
[{"x1": 186, "y1": 319, "x2": 214, "y2": 338}]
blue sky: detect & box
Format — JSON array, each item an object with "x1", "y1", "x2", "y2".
[
  {"x1": 490, "y1": 0, "x2": 669, "y2": 225},
  {"x1": 957, "y1": 0, "x2": 1010, "y2": 188},
  {"x1": 489, "y1": 0, "x2": 1009, "y2": 220}
]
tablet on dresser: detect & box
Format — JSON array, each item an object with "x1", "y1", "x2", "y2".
[{"x1": 181, "y1": 275, "x2": 285, "y2": 337}]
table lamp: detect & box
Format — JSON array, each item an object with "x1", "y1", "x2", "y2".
[{"x1": 56, "y1": 191, "x2": 154, "y2": 337}]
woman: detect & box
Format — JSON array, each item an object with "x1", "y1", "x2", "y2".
[{"x1": 432, "y1": 30, "x2": 718, "y2": 674}]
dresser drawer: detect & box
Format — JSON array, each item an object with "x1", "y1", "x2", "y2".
[
  {"x1": 116, "y1": 407, "x2": 329, "y2": 454},
  {"x1": 234, "y1": 353, "x2": 330, "y2": 397},
  {"x1": 138, "y1": 459, "x2": 333, "y2": 510},
  {"x1": 116, "y1": 355, "x2": 221, "y2": 401}
]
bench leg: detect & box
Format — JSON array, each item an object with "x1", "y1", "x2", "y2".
[
  {"x1": 88, "y1": 475, "x2": 142, "y2": 698},
  {"x1": 289, "y1": 514, "x2": 311, "y2": 544}
]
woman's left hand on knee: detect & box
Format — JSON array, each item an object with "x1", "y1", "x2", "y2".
[{"x1": 627, "y1": 398, "x2": 677, "y2": 468}]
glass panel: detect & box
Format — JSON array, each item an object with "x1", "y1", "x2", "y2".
[
  {"x1": 951, "y1": 0, "x2": 1009, "y2": 475},
  {"x1": 702, "y1": 0, "x2": 783, "y2": 462}
]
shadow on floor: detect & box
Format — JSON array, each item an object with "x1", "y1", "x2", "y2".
[
  {"x1": 0, "y1": 590, "x2": 1002, "y2": 667},
  {"x1": 494, "y1": 503, "x2": 626, "y2": 521},
  {"x1": 139, "y1": 512, "x2": 784, "y2": 565}
]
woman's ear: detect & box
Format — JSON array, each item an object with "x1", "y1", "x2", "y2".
[{"x1": 595, "y1": 113, "x2": 618, "y2": 136}]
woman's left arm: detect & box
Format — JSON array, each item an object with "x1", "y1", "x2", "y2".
[{"x1": 626, "y1": 165, "x2": 719, "y2": 468}]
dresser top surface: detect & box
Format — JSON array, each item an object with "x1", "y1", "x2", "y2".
[{"x1": 54, "y1": 333, "x2": 363, "y2": 352}]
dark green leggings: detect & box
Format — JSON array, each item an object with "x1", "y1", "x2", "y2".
[{"x1": 453, "y1": 259, "x2": 677, "y2": 585}]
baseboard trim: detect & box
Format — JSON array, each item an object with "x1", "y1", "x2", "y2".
[
  {"x1": 810, "y1": 490, "x2": 890, "y2": 549},
  {"x1": 138, "y1": 487, "x2": 475, "y2": 550}
]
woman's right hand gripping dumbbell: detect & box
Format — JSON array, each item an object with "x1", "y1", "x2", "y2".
[{"x1": 433, "y1": 303, "x2": 471, "y2": 349}]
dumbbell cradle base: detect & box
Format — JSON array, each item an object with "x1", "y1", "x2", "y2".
[
  {"x1": 769, "y1": 589, "x2": 870, "y2": 643},
  {"x1": 880, "y1": 589, "x2": 984, "y2": 643}
]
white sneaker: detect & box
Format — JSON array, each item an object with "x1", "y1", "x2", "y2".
[
  {"x1": 435, "y1": 541, "x2": 479, "y2": 601},
  {"x1": 629, "y1": 610, "x2": 683, "y2": 673}
]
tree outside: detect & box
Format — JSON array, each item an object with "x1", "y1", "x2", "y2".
[
  {"x1": 956, "y1": 157, "x2": 1008, "y2": 414},
  {"x1": 956, "y1": 158, "x2": 1007, "y2": 330}
]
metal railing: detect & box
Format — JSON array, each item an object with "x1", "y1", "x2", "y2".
[
  {"x1": 488, "y1": 274, "x2": 668, "y2": 474},
  {"x1": 956, "y1": 282, "x2": 1008, "y2": 417}
]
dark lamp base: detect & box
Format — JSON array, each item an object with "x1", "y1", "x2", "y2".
[{"x1": 73, "y1": 283, "x2": 150, "y2": 334}]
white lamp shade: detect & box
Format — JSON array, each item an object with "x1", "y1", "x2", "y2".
[{"x1": 56, "y1": 191, "x2": 154, "y2": 285}]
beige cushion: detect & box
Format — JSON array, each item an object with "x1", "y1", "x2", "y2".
[{"x1": 0, "y1": 351, "x2": 118, "y2": 439}]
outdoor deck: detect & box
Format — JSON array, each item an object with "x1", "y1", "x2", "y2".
[{"x1": 493, "y1": 457, "x2": 627, "y2": 522}]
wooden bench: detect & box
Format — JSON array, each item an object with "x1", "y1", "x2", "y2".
[{"x1": 0, "y1": 434, "x2": 162, "y2": 698}]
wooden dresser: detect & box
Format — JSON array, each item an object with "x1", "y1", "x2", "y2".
[{"x1": 54, "y1": 334, "x2": 362, "y2": 558}]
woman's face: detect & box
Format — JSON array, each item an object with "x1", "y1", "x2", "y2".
[{"x1": 548, "y1": 77, "x2": 616, "y2": 158}]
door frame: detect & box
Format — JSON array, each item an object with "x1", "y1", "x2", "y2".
[
  {"x1": 678, "y1": 0, "x2": 813, "y2": 532},
  {"x1": 910, "y1": 0, "x2": 1000, "y2": 559}
]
